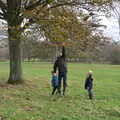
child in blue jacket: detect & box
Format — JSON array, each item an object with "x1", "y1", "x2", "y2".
[
  {"x1": 85, "y1": 70, "x2": 94, "y2": 99},
  {"x1": 51, "y1": 71, "x2": 58, "y2": 95}
]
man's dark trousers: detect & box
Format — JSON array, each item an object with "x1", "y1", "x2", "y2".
[{"x1": 58, "y1": 72, "x2": 67, "y2": 95}]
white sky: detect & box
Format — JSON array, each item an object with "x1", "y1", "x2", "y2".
[
  {"x1": 100, "y1": 16, "x2": 120, "y2": 41},
  {"x1": 100, "y1": 1, "x2": 120, "y2": 41}
]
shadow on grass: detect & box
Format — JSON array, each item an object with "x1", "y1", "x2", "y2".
[{"x1": 0, "y1": 82, "x2": 15, "y2": 89}]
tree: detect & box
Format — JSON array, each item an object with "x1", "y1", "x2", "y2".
[
  {"x1": 109, "y1": 45, "x2": 120, "y2": 64},
  {"x1": 0, "y1": 0, "x2": 76, "y2": 84},
  {"x1": 0, "y1": 0, "x2": 112, "y2": 84}
]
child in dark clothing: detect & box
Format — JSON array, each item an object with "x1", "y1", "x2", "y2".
[
  {"x1": 51, "y1": 71, "x2": 58, "y2": 95},
  {"x1": 85, "y1": 70, "x2": 94, "y2": 99}
]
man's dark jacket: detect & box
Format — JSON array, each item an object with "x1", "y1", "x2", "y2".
[{"x1": 54, "y1": 46, "x2": 67, "y2": 73}]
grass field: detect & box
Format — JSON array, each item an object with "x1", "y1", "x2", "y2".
[{"x1": 0, "y1": 62, "x2": 120, "y2": 120}]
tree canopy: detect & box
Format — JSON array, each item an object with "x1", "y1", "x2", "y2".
[{"x1": 0, "y1": 0, "x2": 112, "y2": 84}]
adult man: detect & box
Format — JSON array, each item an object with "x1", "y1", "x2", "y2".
[{"x1": 53, "y1": 43, "x2": 67, "y2": 95}]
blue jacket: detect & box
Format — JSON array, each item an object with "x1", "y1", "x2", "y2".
[
  {"x1": 85, "y1": 75, "x2": 93, "y2": 90},
  {"x1": 51, "y1": 75, "x2": 58, "y2": 87}
]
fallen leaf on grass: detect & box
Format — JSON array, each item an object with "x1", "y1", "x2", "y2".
[
  {"x1": 2, "y1": 95, "x2": 13, "y2": 100},
  {"x1": 24, "y1": 106, "x2": 33, "y2": 111}
]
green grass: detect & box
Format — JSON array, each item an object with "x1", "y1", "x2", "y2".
[{"x1": 0, "y1": 62, "x2": 120, "y2": 120}]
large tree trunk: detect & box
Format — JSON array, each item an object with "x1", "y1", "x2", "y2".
[
  {"x1": 7, "y1": 0, "x2": 23, "y2": 84},
  {"x1": 8, "y1": 29, "x2": 23, "y2": 84}
]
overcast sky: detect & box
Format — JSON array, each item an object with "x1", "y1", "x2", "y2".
[
  {"x1": 100, "y1": 16, "x2": 119, "y2": 41},
  {"x1": 100, "y1": 1, "x2": 120, "y2": 41}
]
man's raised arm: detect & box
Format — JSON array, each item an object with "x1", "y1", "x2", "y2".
[{"x1": 61, "y1": 43, "x2": 66, "y2": 59}]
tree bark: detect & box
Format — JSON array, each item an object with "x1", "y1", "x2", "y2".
[
  {"x1": 8, "y1": 28, "x2": 23, "y2": 84},
  {"x1": 7, "y1": 0, "x2": 23, "y2": 84}
]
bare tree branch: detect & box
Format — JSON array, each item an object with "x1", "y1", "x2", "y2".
[
  {"x1": 49, "y1": 1, "x2": 90, "y2": 9},
  {"x1": 20, "y1": 18, "x2": 36, "y2": 32},
  {"x1": 0, "y1": 16, "x2": 4, "y2": 20},
  {"x1": 0, "y1": 0, "x2": 6, "y2": 8},
  {"x1": 0, "y1": 11, "x2": 4, "y2": 16},
  {"x1": 0, "y1": 0, "x2": 7, "y2": 13},
  {"x1": 25, "y1": 0, "x2": 45, "y2": 11},
  {"x1": 24, "y1": 0, "x2": 86, "y2": 15},
  {"x1": 0, "y1": 10, "x2": 6, "y2": 20}
]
